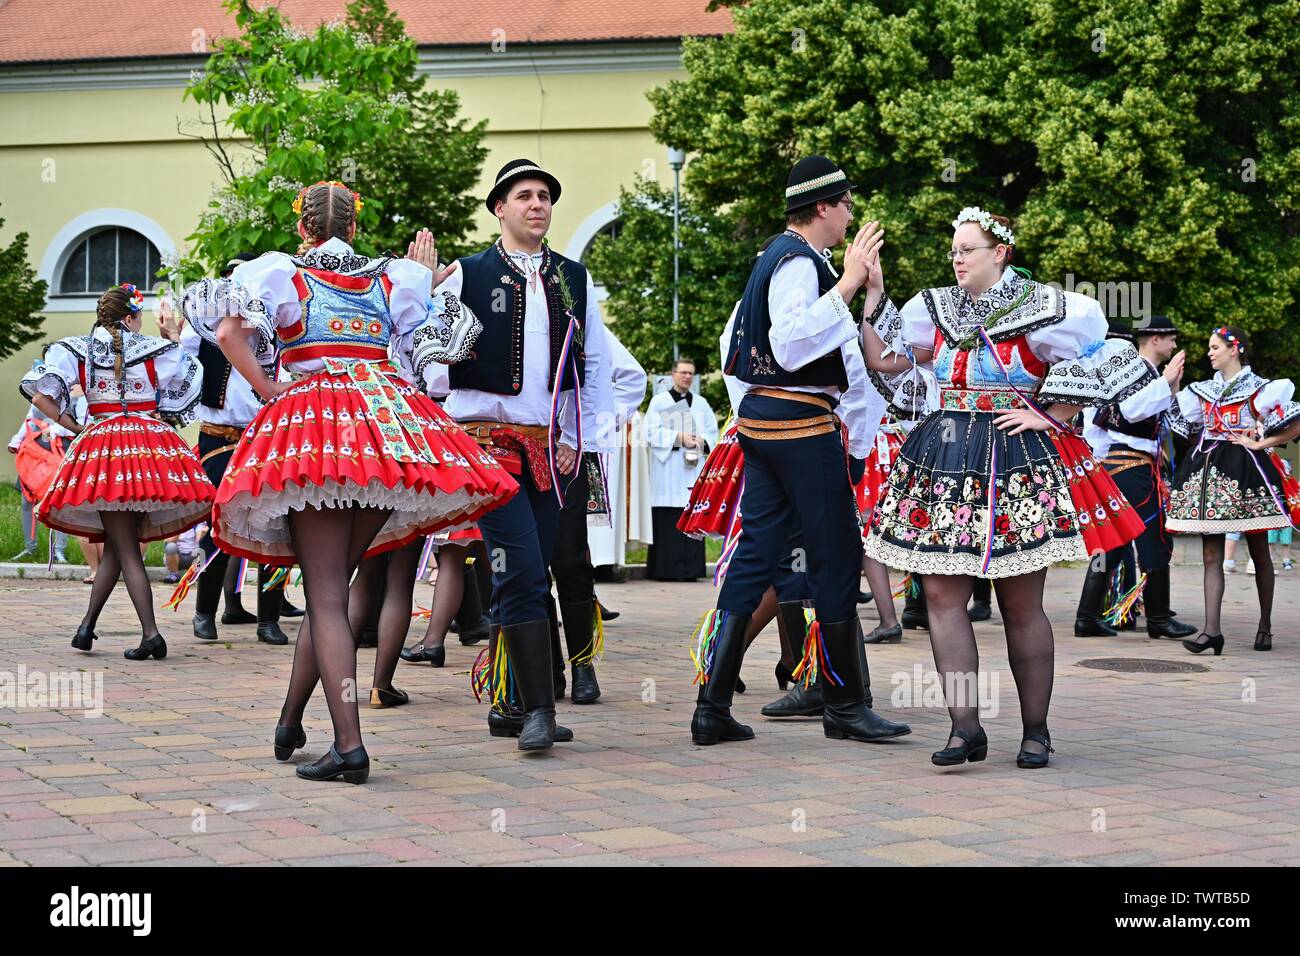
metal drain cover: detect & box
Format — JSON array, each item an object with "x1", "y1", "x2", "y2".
[{"x1": 1078, "y1": 657, "x2": 1209, "y2": 673}]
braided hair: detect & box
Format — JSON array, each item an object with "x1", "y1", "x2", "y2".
[
  {"x1": 296, "y1": 182, "x2": 358, "y2": 254},
  {"x1": 95, "y1": 285, "x2": 135, "y2": 386}
]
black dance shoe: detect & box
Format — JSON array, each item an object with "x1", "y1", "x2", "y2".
[
  {"x1": 220, "y1": 608, "x2": 257, "y2": 626},
  {"x1": 863, "y1": 623, "x2": 903, "y2": 644},
  {"x1": 1183, "y1": 632, "x2": 1224, "y2": 656},
  {"x1": 487, "y1": 707, "x2": 573, "y2": 741},
  {"x1": 931, "y1": 727, "x2": 988, "y2": 767},
  {"x1": 71, "y1": 625, "x2": 97, "y2": 652},
  {"x1": 1254, "y1": 630, "x2": 1273, "y2": 652},
  {"x1": 273, "y1": 723, "x2": 306, "y2": 761},
  {"x1": 858, "y1": 589, "x2": 873, "y2": 604},
  {"x1": 368, "y1": 686, "x2": 409, "y2": 709},
  {"x1": 400, "y1": 642, "x2": 445, "y2": 666},
  {"x1": 1016, "y1": 732, "x2": 1054, "y2": 769},
  {"x1": 279, "y1": 597, "x2": 305, "y2": 618},
  {"x1": 734, "y1": 676, "x2": 746, "y2": 695},
  {"x1": 123, "y1": 635, "x2": 167, "y2": 661},
  {"x1": 967, "y1": 601, "x2": 993, "y2": 622},
  {"x1": 823, "y1": 704, "x2": 911, "y2": 742},
  {"x1": 192, "y1": 613, "x2": 218, "y2": 641},
  {"x1": 900, "y1": 606, "x2": 928, "y2": 630},
  {"x1": 256, "y1": 622, "x2": 289, "y2": 645},
  {"x1": 457, "y1": 618, "x2": 490, "y2": 646},
  {"x1": 596, "y1": 600, "x2": 620, "y2": 621},
  {"x1": 295, "y1": 744, "x2": 369, "y2": 784},
  {"x1": 774, "y1": 661, "x2": 795, "y2": 690},
  {"x1": 690, "y1": 701, "x2": 754, "y2": 746}
]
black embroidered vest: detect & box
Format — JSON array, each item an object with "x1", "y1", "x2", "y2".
[
  {"x1": 724, "y1": 232, "x2": 848, "y2": 390},
  {"x1": 450, "y1": 241, "x2": 588, "y2": 395}
]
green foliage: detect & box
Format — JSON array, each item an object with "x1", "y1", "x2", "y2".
[
  {"x1": 180, "y1": 0, "x2": 486, "y2": 278},
  {"x1": 601, "y1": 0, "x2": 1300, "y2": 379},
  {"x1": 0, "y1": 207, "x2": 47, "y2": 360}
]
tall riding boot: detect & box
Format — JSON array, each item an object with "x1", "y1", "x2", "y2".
[
  {"x1": 486, "y1": 627, "x2": 573, "y2": 743},
  {"x1": 900, "y1": 580, "x2": 928, "y2": 629},
  {"x1": 690, "y1": 612, "x2": 755, "y2": 745},
  {"x1": 854, "y1": 617, "x2": 874, "y2": 710},
  {"x1": 1074, "y1": 565, "x2": 1118, "y2": 636},
  {"x1": 819, "y1": 620, "x2": 911, "y2": 741},
  {"x1": 546, "y1": 596, "x2": 565, "y2": 700},
  {"x1": 454, "y1": 567, "x2": 490, "y2": 645},
  {"x1": 560, "y1": 599, "x2": 601, "y2": 704},
  {"x1": 1143, "y1": 566, "x2": 1197, "y2": 639},
  {"x1": 503, "y1": 619, "x2": 566, "y2": 751},
  {"x1": 255, "y1": 564, "x2": 288, "y2": 645},
  {"x1": 193, "y1": 549, "x2": 228, "y2": 641},
  {"x1": 762, "y1": 604, "x2": 823, "y2": 717}
]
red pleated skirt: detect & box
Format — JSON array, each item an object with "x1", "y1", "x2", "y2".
[
  {"x1": 1051, "y1": 431, "x2": 1145, "y2": 555},
  {"x1": 677, "y1": 419, "x2": 744, "y2": 539},
  {"x1": 36, "y1": 414, "x2": 214, "y2": 543},
  {"x1": 212, "y1": 367, "x2": 518, "y2": 565}
]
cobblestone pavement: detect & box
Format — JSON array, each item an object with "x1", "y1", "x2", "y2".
[{"x1": 1, "y1": 563, "x2": 1297, "y2": 867}]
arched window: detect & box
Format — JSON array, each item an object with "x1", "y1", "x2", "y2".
[
  {"x1": 580, "y1": 218, "x2": 622, "y2": 262},
  {"x1": 57, "y1": 227, "x2": 163, "y2": 295}
]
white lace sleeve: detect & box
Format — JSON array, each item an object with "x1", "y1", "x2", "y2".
[
  {"x1": 182, "y1": 252, "x2": 298, "y2": 365},
  {"x1": 18, "y1": 339, "x2": 81, "y2": 414},
  {"x1": 151, "y1": 343, "x2": 204, "y2": 424}
]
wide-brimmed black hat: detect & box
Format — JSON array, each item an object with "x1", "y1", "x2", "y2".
[
  {"x1": 486, "y1": 158, "x2": 562, "y2": 215},
  {"x1": 785, "y1": 155, "x2": 857, "y2": 214},
  {"x1": 1132, "y1": 314, "x2": 1179, "y2": 337}
]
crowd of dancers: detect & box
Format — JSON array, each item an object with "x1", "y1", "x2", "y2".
[{"x1": 20, "y1": 156, "x2": 1300, "y2": 783}]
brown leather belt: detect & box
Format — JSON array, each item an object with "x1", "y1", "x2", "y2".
[
  {"x1": 748, "y1": 387, "x2": 834, "y2": 412},
  {"x1": 456, "y1": 420, "x2": 550, "y2": 448},
  {"x1": 737, "y1": 413, "x2": 837, "y2": 441},
  {"x1": 199, "y1": 422, "x2": 246, "y2": 442},
  {"x1": 1102, "y1": 448, "x2": 1154, "y2": 477}
]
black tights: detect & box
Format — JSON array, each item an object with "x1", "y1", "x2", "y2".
[
  {"x1": 82, "y1": 512, "x2": 156, "y2": 639},
  {"x1": 1200, "y1": 533, "x2": 1272, "y2": 639},
  {"x1": 862, "y1": 557, "x2": 898, "y2": 628},
  {"x1": 924, "y1": 569, "x2": 1054, "y2": 754},
  {"x1": 415, "y1": 543, "x2": 471, "y2": 652},
  {"x1": 370, "y1": 538, "x2": 422, "y2": 694},
  {"x1": 277, "y1": 505, "x2": 392, "y2": 753}
]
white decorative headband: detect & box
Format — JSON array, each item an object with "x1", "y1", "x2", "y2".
[{"x1": 952, "y1": 206, "x2": 1015, "y2": 245}]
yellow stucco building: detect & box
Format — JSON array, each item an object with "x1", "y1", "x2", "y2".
[{"x1": 0, "y1": 0, "x2": 731, "y2": 478}]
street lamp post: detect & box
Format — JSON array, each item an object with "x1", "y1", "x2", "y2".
[{"x1": 668, "y1": 147, "x2": 685, "y2": 363}]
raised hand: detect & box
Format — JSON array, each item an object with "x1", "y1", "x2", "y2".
[
  {"x1": 1163, "y1": 350, "x2": 1186, "y2": 390},
  {"x1": 407, "y1": 229, "x2": 439, "y2": 273}
]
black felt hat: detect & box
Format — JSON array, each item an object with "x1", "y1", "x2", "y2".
[
  {"x1": 1106, "y1": 318, "x2": 1135, "y2": 342},
  {"x1": 784, "y1": 155, "x2": 857, "y2": 214},
  {"x1": 486, "y1": 158, "x2": 562, "y2": 215},
  {"x1": 1132, "y1": 314, "x2": 1179, "y2": 337}
]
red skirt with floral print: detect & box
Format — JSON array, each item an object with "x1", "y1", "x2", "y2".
[{"x1": 677, "y1": 419, "x2": 743, "y2": 539}]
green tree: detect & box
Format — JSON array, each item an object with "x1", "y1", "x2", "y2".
[
  {"x1": 0, "y1": 207, "x2": 47, "y2": 360},
  {"x1": 601, "y1": 0, "x2": 1300, "y2": 377},
  {"x1": 585, "y1": 177, "x2": 753, "y2": 412},
  {"x1": 180, "y1": 0, "x2": 486, "y2": 278}
]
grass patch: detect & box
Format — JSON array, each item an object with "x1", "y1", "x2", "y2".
[
  {"x1": 0, "y1": 483, "x2": 166, "y2": 565},
  {"x1": 624, "y1": 536, "x2": 723, "y2": 567}
]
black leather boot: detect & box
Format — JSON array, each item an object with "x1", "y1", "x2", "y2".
[
  {"x1": 690, "y1": 612, "x2": 755, "y2": 745},
  {"x1": 855, "y1": 618, "x2": 874, "y2": 710},
  {"x1": 192, "y1": 613, "x2": 218, "y2": 641},
  {"x1": 760, "y1": 680, "x2": 824, "y2": 717},
  {"x1": 1074, "y1": 565, "x2": 1119, "y2": 636},
  {"x1": 560, "y1": 598, "x2": 601, "y2": 705},
  {"x1": 220, "y1": 557, "x2": 257, "y2": 625},
  {"x1": 968, "y1": 577, "x2": 992, "y2": 621},
  {"x1": 503, "y1": 619, "x2": 565, "y2": 751},
  {"x1": 71, "y1": 624, "x2": 97, "y2": 652},
  {"x1": 484, "y1": 628, "x2": 571, "y2": 741},
  {"x1": 255, "y1": 565, "x2": 288, "y2": 643},
  {"x1": 547, "y1": 597, "x2": 566, "y2": 700},
  {"x1": 455, "y1": 569, "x2": 490, "y2": 645},
  {"x1": 900, "y1": 582, "x2": 928, "y2": 629},
  {"x1": 819, "y1": 620, "x2": 910, "y2": 741},
  {"x1": 1143, "y1": 567, "x2": 1197, "y2": 639}
]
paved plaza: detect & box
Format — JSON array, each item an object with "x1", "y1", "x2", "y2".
[{"x1": 1, "y1": 559, "x2": 1298, "y2": 867}]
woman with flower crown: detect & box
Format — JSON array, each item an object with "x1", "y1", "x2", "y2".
[
  {"x1": 20, "y1": 283, "x2": 212, "y2": 661},
  {"x1": 859, "y1": 207, "x2": 1149, "y2": 769},
  {"x1": 1164, "y1": 325, "x2": 1300, "y2": 654},
  {"x1": 183, "y1": 180, "x2": 517, "y2": 784}
]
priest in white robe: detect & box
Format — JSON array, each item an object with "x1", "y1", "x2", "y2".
[{"x1": 643, "y1": 358, "x2": 719, "y2": 580}]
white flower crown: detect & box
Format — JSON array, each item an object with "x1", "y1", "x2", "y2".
[{"x1": 952, "y1": 206, "x2": 1015, "y2": 245}]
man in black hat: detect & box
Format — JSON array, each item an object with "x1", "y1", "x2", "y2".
[
  {"x1": 1075, "y1": 315, "x2": 1197, "y2": 638},
  {"x1": 170, "y1": 253, "x2": 300, "y2": 647},
  {"x1": 689, "y1": 155, "x2": 910, "y2": 746},
  {"x1": 434, "y1": 158, "x2": 612, "y2": 750}
]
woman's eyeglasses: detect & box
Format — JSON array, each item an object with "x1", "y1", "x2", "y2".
[{"x1": 947, "y1": 245, "x2": 997, "y2": 261}]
